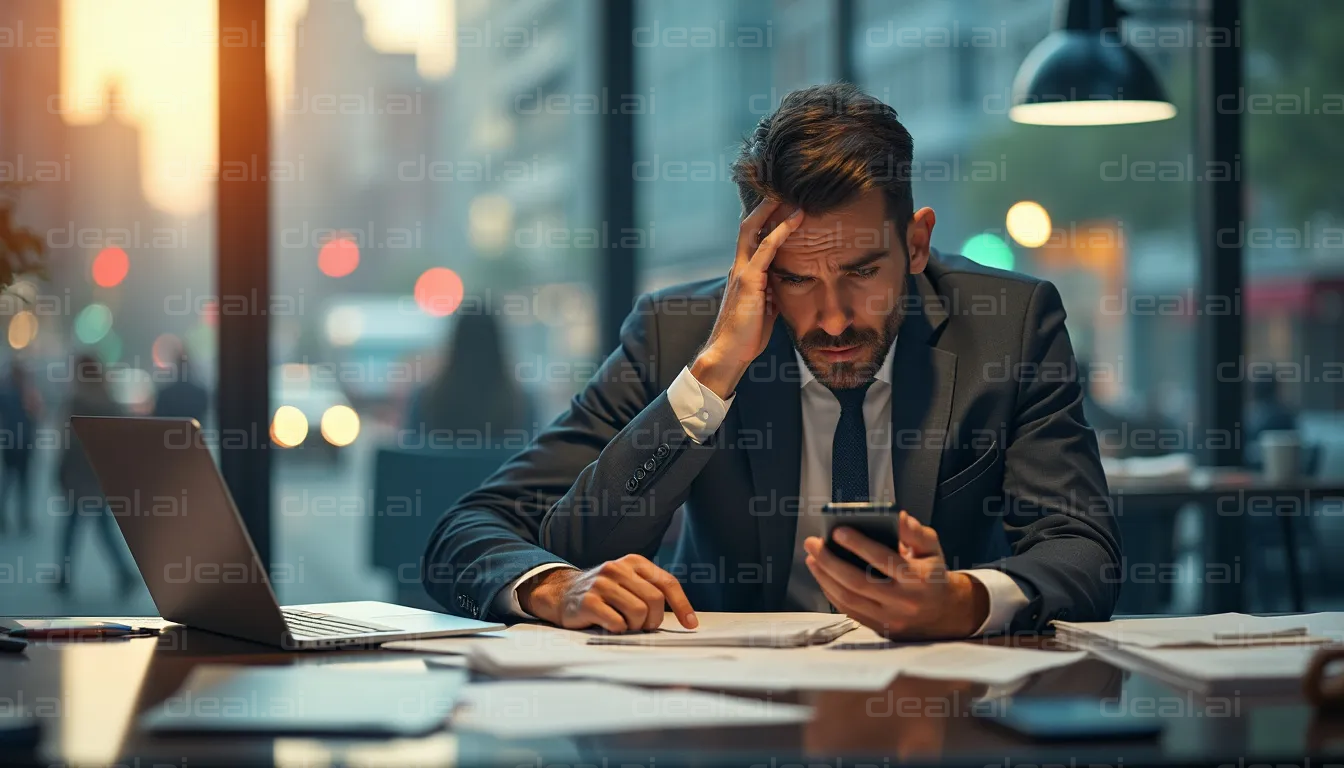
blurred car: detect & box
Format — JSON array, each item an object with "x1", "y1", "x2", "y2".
[{"x1": 270, "y1": 363, "x2": 361, "y2": 461}]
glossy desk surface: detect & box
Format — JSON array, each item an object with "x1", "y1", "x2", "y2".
[{"x1": 3, "y1": 622, "x2": 1343, "y2": 768}]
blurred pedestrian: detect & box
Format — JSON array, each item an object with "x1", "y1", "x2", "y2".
[
  {"x1": 0, "y1": 359, "x2": 42, "y2": 535},
  {"x1": 153, "y1": 351, "x2": 209, "y2": 424},
  {"x1": 405, "y1": 307, "x2": 533, "y2": 439},
  {"x1": 55, "y1": 354, "x2": 135, "y2": 594}
]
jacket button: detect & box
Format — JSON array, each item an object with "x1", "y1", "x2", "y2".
[
  {"x1": 655, "y1": 444, "x2": 670, "y2": 458},
  {"x1": 634, "y1": 468, "x2": 646, "y2": 480},
  {"x1": 625, "y1": 479, "x2": 639, "y2": 492},
  {"x1": 643, "y1": 459, "x2": 656, "y2": 471}
]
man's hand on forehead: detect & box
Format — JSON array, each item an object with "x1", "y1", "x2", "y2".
[{"x1": 761, "y1": 212, "x2": 893, "y2": 255}]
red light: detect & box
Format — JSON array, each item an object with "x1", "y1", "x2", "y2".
[
  {"x1": 92, "y1": 247, "x2": 129, "y2": 287},
  {"x1": 318, "y1": 234, "x2": 359, "y2": 278},
  {"x1": 152, "y1": 334, "x2": 183, "y2": 367},
  {"x1": 414, "y1": 268, "x2": 464, "y2": 317}
]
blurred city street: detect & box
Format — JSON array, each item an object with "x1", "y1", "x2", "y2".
[{"x1": 0, "y1": 423, "x2": 394, "y2": 616}]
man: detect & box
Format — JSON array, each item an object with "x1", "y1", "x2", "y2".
[{"x1": 424, "y1": 83, "x2": 1120, "y2": 638}]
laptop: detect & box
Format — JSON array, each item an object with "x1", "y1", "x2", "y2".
[{"x1": 71, "y1": 416, "x2": 505, "y2": 649}]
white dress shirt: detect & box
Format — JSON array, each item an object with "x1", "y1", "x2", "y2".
[{"x1": 495, "y1": 341, "x2": 1028, "y2": 634}]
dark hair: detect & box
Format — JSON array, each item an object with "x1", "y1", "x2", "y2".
[
  {"x1": 732, "y1": 83, "x2": 914, "y2": 238},
  {"x1": 418, "y1": 305, "x2": 528, "y2": 434}
]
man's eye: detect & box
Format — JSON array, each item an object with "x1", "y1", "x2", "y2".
[
  {"x1": 850, "y1": 267, "x2": 879, "y2": 279},
  {"x1": 780, "y1": 275, "x2": 810, "y2": 286}
]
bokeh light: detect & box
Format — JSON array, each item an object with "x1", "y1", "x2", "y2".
[
  {"x1": 75, "y1": 303, "x2": 113, "y2": 344},
  {"x1": 414, "y1": 267, "x2": 464, "y2": 317},
  {"x1": 1005, "y1": 201, "x2": 1052, "y2": 248},
  {"x1": 961, "y1": 234, "x2": 1015, "y2": 271},
  {"x1": 320, "y1": 405, "x2": 360, "y2": 447},
  {"x1": 8, "y1": 311, "x2": 38, "y2": 350},
  {"x1": 325, "y1": 306, "x2": 364, "y2": 347},
  {"x1": 92, "y1": 247, "x2": 130, "y2": 288},
  {"x1": 318, "y1": 234, "x2": 360, "y2": 278},
  {"x1": 97, "y1": 330, "x2": 123, "y2": 364},
  {"x1": 270, "y1": 405, "x2": 308, "y2": 448},
  {"x1": 152, "y1": 333, "x2": 183, "y2": 367}
]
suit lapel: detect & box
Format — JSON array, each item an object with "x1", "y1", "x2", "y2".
[
  {"x1": 889, "y1": 272, "x2": 956, "y2": 526},
  {"x1": 733, "y1": 319, "x2": 803, "y2": 611}
]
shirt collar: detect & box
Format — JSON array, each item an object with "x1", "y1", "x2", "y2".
[{"x1": 793, "y1": 335, "x2": 898, "y2": 390}]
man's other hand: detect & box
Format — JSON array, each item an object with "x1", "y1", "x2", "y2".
[
  {"x1": 690, "y1": 198, "x2": 803, "y2": 400},
  {"x1": 516, "y1": 554, "x2": 698, "y2": 632},
  {"x1": 803, "y1": 510, "x2": 989, "y2": 640}
]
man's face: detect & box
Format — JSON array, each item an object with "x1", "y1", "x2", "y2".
[{"x1": 762, "y1": 189, "x2": 932, "y2": 390}]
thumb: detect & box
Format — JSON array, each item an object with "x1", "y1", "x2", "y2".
[{"x1": 898, "y1": 510, "x2": 943, "y2": 559}]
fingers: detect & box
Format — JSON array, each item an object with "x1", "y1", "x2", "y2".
[
  {"x1": 805, "y1": 551, "x2": 885, "y2": 616},
  {"x1": 593, "y1": 577, "x2": 655, "y2": 631},
  {"x1": 803, "y1": 536, "x2": 898, "y2": 604},
  {"x1": 748, "y1": 206, "x2": 804, "y2": 272},
  {"x1": 736, "y1": 198, "x2": 784, "y2": 266},
  {"x1": 897, "y1": 511, "x2": 943, "y2": 559},
  {"x1": 564, "y1": 592, "x2": 628, "y2": 633},
  {"x1": 632, "y1": 559, "x2": 698, "y2": 629},
  {"x1": 574, "y1": 555, "x2": 696, "y2": 633}
]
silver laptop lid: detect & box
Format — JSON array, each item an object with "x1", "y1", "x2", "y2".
[{"x1": 70, "y1": 416, "x2": 290, "y2": 646}]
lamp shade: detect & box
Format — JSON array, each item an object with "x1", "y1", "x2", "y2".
[{"x1": 1010, "y1": 0, "x2": 1176, "y2": 126}]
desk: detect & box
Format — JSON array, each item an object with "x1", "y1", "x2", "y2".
[
  {"x1": 4, "y1": 622, "x2": 1344, "y2": 768},
  {"x1": 1108, "y1": 469, "x2": 1344, "y2": 613}
]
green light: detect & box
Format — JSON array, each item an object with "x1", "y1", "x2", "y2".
[
  {"x1": 97, "y1": 330, "x2": 122, "y2": 364},
  {"x1": 74, "y1": 303, "x2": 113, "y2": 345},
  {"x1": 962, "y1": 233, "x2": 1015, "y2": 271}
]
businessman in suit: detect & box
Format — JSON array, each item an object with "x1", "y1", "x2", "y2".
[{"x1": 423, "y1": 83, "x2": 1121, "y2": 638}]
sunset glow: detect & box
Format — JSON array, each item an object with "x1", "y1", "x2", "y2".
[{"x1": 63, "y1": 0, "x2": 455, "y2": 218}]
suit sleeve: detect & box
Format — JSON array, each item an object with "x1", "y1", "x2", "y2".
[
  {"x1": 995, "y1": 280, "x2": 1123, "y2": 633},
  {"x1": 421, "y1": 293, "x2": 717, "y2": 620}
]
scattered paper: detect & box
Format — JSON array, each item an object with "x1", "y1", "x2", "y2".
[
  {"x1": 553, "y1": 652, "x2": 904, "y2": 691},
  {"x1": 894, "y1": 642, "x2": 1088, "y2": 686},
  {"x1": 453, "y1": 680, "x2": 811, "y2": 738},
  {"x1": 588, "y1": 612, "x2": 858, "y2": 648},
  {"x1": 1054, "y1": 613, "x2": 1344, "y2": 649},
  {"x1": 1083, "y1": 643, "x2": 1323, "y2": 696}
]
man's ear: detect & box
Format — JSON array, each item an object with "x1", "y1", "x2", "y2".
[{"x1": 904, "y1": 207, "x2": 936, "y2": 274}]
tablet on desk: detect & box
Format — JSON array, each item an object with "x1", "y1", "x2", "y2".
[{"x1": 140, "y1": 666, "x2": 467, "y2": 737}]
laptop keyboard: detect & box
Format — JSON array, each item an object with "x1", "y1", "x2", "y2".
[{"x1": 281, "y1": 608, "x2": 399, "y2": 638}]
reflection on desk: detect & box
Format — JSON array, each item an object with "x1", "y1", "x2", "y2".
[{"x1": 4, "y1": 622, "x2": 1344, "y2": 767}]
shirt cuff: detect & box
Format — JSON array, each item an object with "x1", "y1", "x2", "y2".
[
  {"x1": 666, "y1": 365, "x2": 735, "y2": 444},
  {"x1": 961, "y1": 569, "x2": 1029, "y2": 636},
  {"x1": 492, "y1": 563, "x2": 579, "y2": 619}
]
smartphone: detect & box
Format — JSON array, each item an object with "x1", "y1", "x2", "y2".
[
  {"x1": 977, "y1": 698, "x2": 1163, "y2": 742},
  {"x1": 821, "y1": 501, "x2": 901, "y2": 576}
]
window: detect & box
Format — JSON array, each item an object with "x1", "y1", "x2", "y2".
[
  {"x1": 268, "y1": 0, "x2": 601, "y2": 605},
  {"x1": 0, "y1": 0, "x2": 216, "y2": 613}
]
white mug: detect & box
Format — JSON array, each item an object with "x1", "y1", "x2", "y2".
[{"x1": 1260, "y1": 430, "x2": 1302, "y2": 484}]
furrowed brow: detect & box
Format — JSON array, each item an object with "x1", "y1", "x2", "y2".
[{"x1": 839, "y1": 251, "x2": 889, "y2": 271}]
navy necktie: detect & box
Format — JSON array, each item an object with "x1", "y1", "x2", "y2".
[{"x1": 831, "y1": 383, "x2": 872, "y2": 503}]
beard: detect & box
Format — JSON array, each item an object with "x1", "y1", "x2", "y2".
[{"x1": 787, "y1": 307, "x2": 904, "y2": 390}]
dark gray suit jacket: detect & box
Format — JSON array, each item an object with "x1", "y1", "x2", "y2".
[{"x1": 423, "y1": 253, "x2": 1121, "y2": 633}]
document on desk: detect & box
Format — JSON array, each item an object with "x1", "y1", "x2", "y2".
[
  {"x1": 454, "y1": 680, "x2": 811, "y2": 738},
  {"x1": 1082, "y1": 644, "x2": 1323, "y2": 696},
  {"x1": 554, "y1": 642, "x2": 1087, "y2": 691},
  {"x1": 1054, "y1": 612, "x2": 1344, "y2": 649},
  {"x1": 586, "y1": 612, "x2": 859, "y2": 648}
]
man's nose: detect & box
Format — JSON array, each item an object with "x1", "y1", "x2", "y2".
[{"x1": 817, "y1": 287, "x2": 851, "y2": 338}]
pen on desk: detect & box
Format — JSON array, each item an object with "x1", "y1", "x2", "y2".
[{"x1": 7, "y1": 626, "x2": 160, "y2": 640}]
